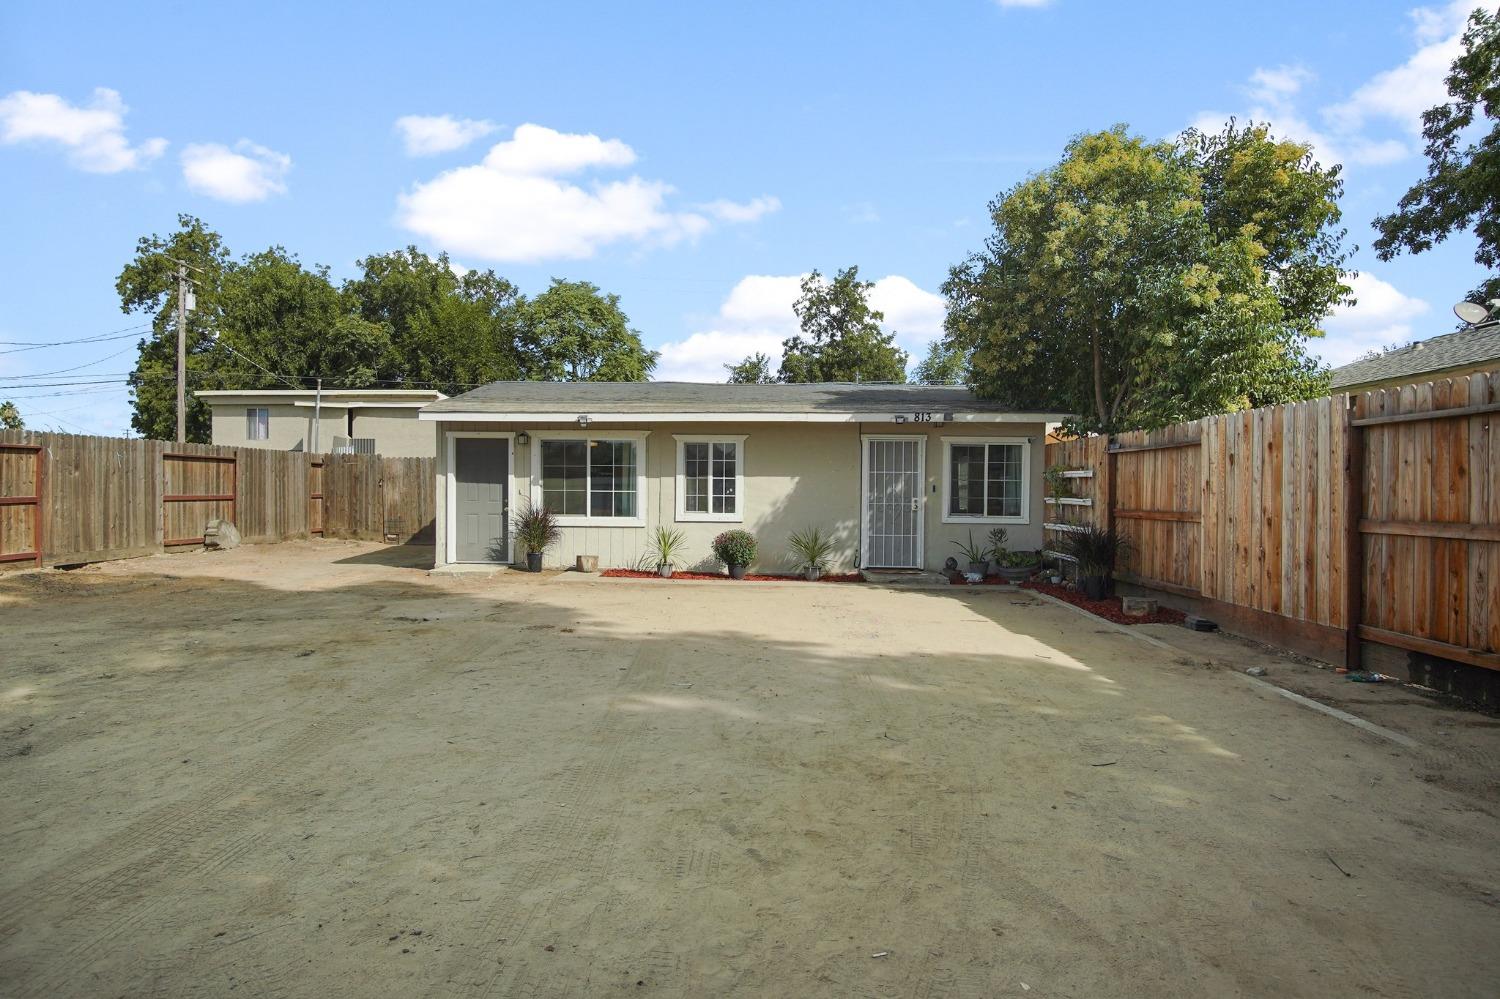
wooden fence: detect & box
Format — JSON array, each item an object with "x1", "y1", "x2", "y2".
[
  {"x1": 0, "y1": 430, "x2": 436, "y2": 568},
  {"x1": 1045, "y1": 368, "x2": 1499, "y2": 673}
]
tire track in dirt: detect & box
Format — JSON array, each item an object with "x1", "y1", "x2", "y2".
[
  {"x1": 433, "y1": 643, "x2": 668, "y2": 999},
  {"x1": 0, "y1": 637, "x2": 489, "y2": 999}
]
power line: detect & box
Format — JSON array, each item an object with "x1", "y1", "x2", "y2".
[{"x1": 0, "y1": 323, "x2": 152, "y2": 354}]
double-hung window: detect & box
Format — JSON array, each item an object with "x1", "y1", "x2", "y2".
[
  {"x1": 675, "y1": 435, "x2": 746, "y2": 522},
  {"x1": 246, "y1": 407, "x2": 270, "y2": 441},
  {"x1": 941, "y1": 437, "x2": 1030, "y2": 523},
  {"x1": 535, "y1": 433, "x2": 646, "y2": 525}
]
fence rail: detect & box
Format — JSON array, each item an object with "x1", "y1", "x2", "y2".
[
  {"x1": 1046, "y1": 367, "x2": 1499, "y2": 672},
  {"x1": 0, "y1": 431, "x2": 435, "y2": 568}
]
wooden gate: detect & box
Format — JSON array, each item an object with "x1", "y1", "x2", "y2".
[
  {"x1": 162, "y1": 452, "x2": 236, "y2": 546},
  {"x1": 309, "y1": 459, "x2": 325, "y2": 536},
  {"x1": 0, "y1": 443, "x2": 43, "y2": 567}
]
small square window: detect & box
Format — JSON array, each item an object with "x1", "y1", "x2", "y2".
[{"x1": 246, "y1": 408, "x2": 269, "y2": 441}]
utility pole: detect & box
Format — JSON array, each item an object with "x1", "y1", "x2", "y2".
[
  {"x1": 312, "y1": 377, "x2": 322, "y2": 453},
  {"x1": 175, "y1": 261, "x2": 188, "y2": 443}
]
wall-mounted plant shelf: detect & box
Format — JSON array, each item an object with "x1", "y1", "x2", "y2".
[
  {"x1": 1044, "y1": 496, "x2": 1093, "y2": 506},
  {"x1": 1044, "y1": 522, "x2": 1088, "y2": 533},
  {"x1": 1062, "y1": 469, "x2": 1093, "y2": 478}
]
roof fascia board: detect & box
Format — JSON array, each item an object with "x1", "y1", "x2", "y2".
[{"x1": 420, "y1": 410, "x2": 1068, "y2": 424}]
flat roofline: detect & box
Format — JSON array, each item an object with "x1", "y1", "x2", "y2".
[
  {"x1": 420, "y1": 410, "x2": 1069, "y2": 424},
  {"x1": 198, "y1": 389, "x2": 446, "y2": 400}
]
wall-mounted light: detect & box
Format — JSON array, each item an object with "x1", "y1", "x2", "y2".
[
  {"x1": 516, "y1": 431, "x2": 530, "y2": 446},
  {"x1": 893, "y1": 414, "x2": 908, "y2": 424},
  {"x1": 577, "y1": 415, "x2": 591, "y2": 428}
]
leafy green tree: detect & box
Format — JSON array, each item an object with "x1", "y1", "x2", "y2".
[
  {"x1": 343, "y1": 248, "x2": 525, "y2": 393},
  {"x1": 116, "y1": 215, "x2": 232, "y2": 441},
  {"x1": 519, "y1": 279, "x2": 657, "y2": 381},
  {"x1": 779, "y1": 267, "x2": 908, "y2": 383},
  {"x1": 0, "y1": 400, "x2": 22, "y2": 430},
  {"x1": 724, "y1": 352, "x2": 776, "y2": 383},
  {"x1": 943, "y1": 125, "x2": 1345, "y2": 433},
  {"x1": 912, "y1": 340, "x2": 967, "y2": 385},
  {"x1": 1374, "y1": 7, "x2": 1500, "y2": 302}
]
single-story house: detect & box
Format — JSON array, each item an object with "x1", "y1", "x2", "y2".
[
  {"x1": 198, "y1": 389, "x2": 445, "y2": 457},
  {"x1": 418, "y1": 382, "x2": 1066, "y2": 573},
  {"x1": 1330, "y1": 322, "x2": 1500, "y2": 393}
]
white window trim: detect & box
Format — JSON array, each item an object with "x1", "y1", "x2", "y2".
[
  {"x1": 673, "y1": 434, "x2": 748, "y2": 523},
  {"x1": 529, "y1": 429, "x2": 650, "y2": 528},
  {"x1": 246, "y1": 407, "x2": 269, "y2": 441},
  {"x1": 939, "y1": 435, "x2": 1031, "y2": 525},
  {"x1": 445, "y1": 431, "x2": 517, "y2": 566}
]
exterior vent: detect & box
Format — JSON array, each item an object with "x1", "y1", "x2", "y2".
[{"x1": 332, "y1": 436, "x2": 376, "y2": 455}]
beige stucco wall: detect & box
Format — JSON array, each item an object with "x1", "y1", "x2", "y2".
[
  {"x1": 209, "y1": 403, "x2": 312, "y2": 451},
  {"x1": 350, "y1": 408, "x2": 438, "y2": 458},
  {"x1": 208, "y1": 403, "x2": 436, "y2": 457},
  {"x1": 434, "y1": 419, "x2": 1046, "y2": 573}
]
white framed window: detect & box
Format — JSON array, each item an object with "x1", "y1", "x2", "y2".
[
  {"x1": 246, "y1": 407, "x2": 269, "y2": 441},
  {"x1": 530, "y1": 430, "x2": 648, "y2": 527},
  {"x1": 674, "y1": 435, "x2": 747, "y2": 522},
  {"x1": 940, "y1": 436, "x2": 1030, "y2": 524}
]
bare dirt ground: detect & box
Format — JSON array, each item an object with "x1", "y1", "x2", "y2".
[{"x1": 2, "y1": 540, "x2": 1498, "y2": 998}]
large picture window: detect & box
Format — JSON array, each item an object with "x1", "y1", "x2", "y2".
[
  {"x1": 941, "y1": 437, "x2": 1029, "y2": 523},
  {"x1": 675, "y1": 436, "x2": 746, "y2": 522},
  {"x1": 535, "y1": 434, "x2": 646, "y2": 525}
]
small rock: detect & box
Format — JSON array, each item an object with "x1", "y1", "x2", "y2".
[
  {"x1": 1121, "y1": 596, "x2": 1158, "y2": 617},
  {"x1": 1245, "y1": 666, "x2": 1267, "y2": 677},
  {"x1": 544, "y1": 944, "x2": 555, "y2": 952}
]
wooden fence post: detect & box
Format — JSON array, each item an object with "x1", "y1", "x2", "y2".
[
  {"x1": 1343, "y1": 398, "x2": 1364, "y2": 669},
  {"x1": 1103, "y1": 434, "x2": 1117, "y2": 534}
]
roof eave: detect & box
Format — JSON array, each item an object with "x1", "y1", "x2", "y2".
[{"x1": 418, "y1": 409, "x2": 1069, "y2": 424}]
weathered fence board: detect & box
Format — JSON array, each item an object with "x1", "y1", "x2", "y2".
[
  {"x1": 0, "y1": 430, "x2": 435, "y2": 568},
  {"x1": 1046, "y1": 367, "x2": 1499, "y2": 671}
]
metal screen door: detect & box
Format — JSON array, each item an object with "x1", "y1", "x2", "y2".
[{"x1": 863, "y1": 437, "x2": 924, "y2": 568}]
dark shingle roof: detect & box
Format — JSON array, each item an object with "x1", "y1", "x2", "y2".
[
  {"x1": 1330, "y1": 324, "x2": 1500, "y2": 390},
  {"x1": 423, "y1": 381, "x2": 1061, "y2": 416}
]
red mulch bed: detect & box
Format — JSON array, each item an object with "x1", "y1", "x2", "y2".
[
  {"x1": 1020, "y1": 580, "x2": 1187, "y2": 625},
  {"x1": 601, "y1": 569, "x2": 864, "y2": 583}
]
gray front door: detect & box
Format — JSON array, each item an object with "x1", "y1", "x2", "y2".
[
  {"x1": 863, "y1": 437, "x2": 924, "y2": 568},
  {"x1": 454, "y1": 437, "x2": 509, "y2": 562}
]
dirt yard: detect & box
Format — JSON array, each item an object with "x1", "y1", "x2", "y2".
[{"x1": 2, "y1": 541, "x2": 1498, "y2": 998}]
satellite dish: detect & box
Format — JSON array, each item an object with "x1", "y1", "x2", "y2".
[{"x1": 1453, "y1": 300, "x2": 1491, "y2": 325}]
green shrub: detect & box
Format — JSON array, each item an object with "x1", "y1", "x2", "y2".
[
  {"x1": 712, "y1": 529, "x2": 757, "y2": 567},
  {"x1": 513, "y1": 501, "x2": 561, "y2": 555},
  {"x1": 787, "y1": 527, "x2": 835, "y2": 571}
]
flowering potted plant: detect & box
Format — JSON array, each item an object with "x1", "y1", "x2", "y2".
[{"x1": 712, "y1": 529, "x2": 757, "y2": 579}]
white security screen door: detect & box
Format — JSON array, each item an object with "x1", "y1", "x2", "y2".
[{"x1": 863, "y1": 437, "x2": 924, "y2": 568}]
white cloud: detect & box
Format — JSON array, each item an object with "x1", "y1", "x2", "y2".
[
  {"x1": 1318, "y1": 272, "x2": 1431, "y2": 366},
  {"x1": 0, "y1": 87, "x2": 165, "y2": 172},
  {"x1": 697, "y1": 195, "x2": 781, "y2": 223},
  {"x1": 1194, "y1": 3, "x2": 1481, "y2": 170},
  {"x1": 394, "y1": 114, "x2": 498, "y2": 156},
  {"x1": 1325, "y1": 1, "x2": 1472, "y2": 134},
  {"x1": 180, "y1": 140, "x2": 291, "y2": 202},
  {"x1": 396, "y1": 123, "x2": 774, "y2": 262},
  {"x1": 654, "y1": 272, "x2": 946, "y2": 382}
]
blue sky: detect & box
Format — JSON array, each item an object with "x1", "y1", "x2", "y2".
[{"x1": 1, "y1": 0, "x2": 1492, "y2": 435}]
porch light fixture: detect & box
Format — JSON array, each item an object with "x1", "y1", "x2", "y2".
[
  {"x1": 577, "y1": 415, "x2": 591, "y2": 428},
  {"x1": 893, "y1": 415, "x2": 908, "y2": 424},
  {"x1": 516, "y1": 431, "x2": 530, "y2": 446}
]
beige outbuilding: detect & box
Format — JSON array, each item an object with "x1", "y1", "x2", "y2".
[
  {"x1": 198, "y1": 389, "x2": 444, "y2": 457},
  {"x1": 420, "y1": 382, "x2": 1066, "y2": 573}
]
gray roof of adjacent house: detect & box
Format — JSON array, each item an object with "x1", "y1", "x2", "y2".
[
  {"x1": 1329, "y1": 323, "x2": 1500, "y2": 390},
  {"x1": 421, "y1": 381, "x2": 1067, "y2": 423}
]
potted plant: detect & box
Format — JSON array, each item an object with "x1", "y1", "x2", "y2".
[
  {"x1": 1060, "y1": 526, "x2": 1131, "y2": 599},
  {"x1": 787, "y1": 526, "x2": 835, "y2": 581},
  {"x1": 512, "y1": 500, "x2": 561, "y2": 573},
  {"x1": 986, "y1": 527, "x2": 1037, "y2": 583},
  {"x1": 712, "y1": 529, "x2": 757, "y2": 579},
  {"x1": 952, "y1": 531, "x2": 989, "y2": 580},
  {"x1": 648, "y1": 526, "x2": 686, "y2": 578}
]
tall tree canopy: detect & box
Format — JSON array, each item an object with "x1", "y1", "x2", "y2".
[
  {"x1": 117, "y1": 219, "x2": 657, "y2": 442},
  {"x1": 942, "y1": 124, "x2": 1347, "y2": 433},
  {"x1": 911, "y1": 340, "x2": 967, "y2": 385},
  {"x1": 0, "y1": 400, "x2": 22, "y2": 430},
  {"x1": 1374, "y1": 7, "x2": 1500, "y2": 302},
  {"x1": 724, "y1": 352, "x2": 775, "y2": 383},
  {"x1": 778, "y1": 267, "x2": 908, "y2": 383}
]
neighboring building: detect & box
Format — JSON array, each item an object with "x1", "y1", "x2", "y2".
[
  {"x1": 1330, "y1": 323, "x2": 1500, "y2": 393},
  {"x1": 198, "y1": 389, "x2": 445, "y2": 457},
  {"x1": 418, "y1": 382, "x2": 1067, "y2": 572}
]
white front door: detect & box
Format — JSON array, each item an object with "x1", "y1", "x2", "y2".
[{"x1": 862, "y1": 436, "x2": 925, "y2": 568}]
